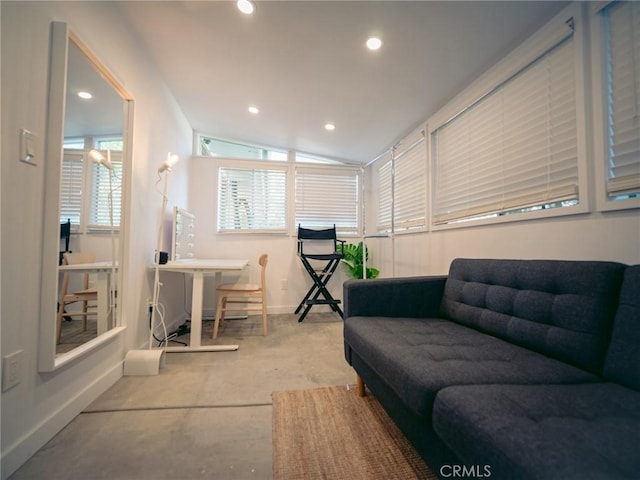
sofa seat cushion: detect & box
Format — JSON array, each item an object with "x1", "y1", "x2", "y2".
[
  {"x1": 344, "y1": 316, "x2": 599, "y2": 419},
  {"x1": 433, "y1": 383, "x2": 640, "y2": 479}
]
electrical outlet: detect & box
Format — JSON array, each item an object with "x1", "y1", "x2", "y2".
[
  {"x1": 3, "y1": 350, "x2": 23, "y2": 391},
  {"x1": 280, "y1": 278, "x2": 288, "y2": 290}
]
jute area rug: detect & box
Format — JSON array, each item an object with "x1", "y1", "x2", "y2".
[{"x1": 272, "y1": 385, "x2": 436, "y2": 480}]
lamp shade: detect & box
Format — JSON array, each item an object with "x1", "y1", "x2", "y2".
[
  {"x1": 89, "y1": 149, "x2": 114, "y2": 170},
  {"x1": 158, "y1": 152, "x2": 179, "y2": 173}
]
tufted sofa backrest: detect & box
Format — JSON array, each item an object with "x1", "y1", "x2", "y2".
[
  {"x1": 440, "y1": 258, "x2": 627, "y2": 374},
  {"x1": 603, "y1": 265, "x2": 640, "y2": 389}
]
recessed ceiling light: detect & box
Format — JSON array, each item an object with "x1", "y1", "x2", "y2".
[
  {"x1": 78, "y1": 91, "x2": 93, "y2": 99},
  {"x1": 248, "y1": 106, "x2": 260, "y2": 114},
  {"x1": 366, "y1": 37, "x2": 383, "y2": 51},
  {"x1": 237, "y1": 0, "x2": 255, "y2": 15},
  {"x1": 325, "y1": 123, "x2": 336, "y2": 131}
]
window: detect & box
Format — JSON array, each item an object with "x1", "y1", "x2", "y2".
[
  {"x1": 63, "y1": 137, "x2": 85, "y2": 150},
  {"x1": 60, "y1": 151, "x2": 84, "y2": 228},
  {"x1": 376, "y1": 153, "x2": 392, "y2": 233},
  {"x1": 89, "y1": 151, "x2": 122, "y2": 229},
  {"x1": 295, "y1": 167, "x2": 360, "y2": 235},
  {"x1": 95, "y1": 138, "x2": 124, "y2": 151},
  {"x1": 59, "y1": 149, "x2": 122, "y2": 231},
  {"x1": 197, "y1": 134, "x2": 354, "y2": 165},
  {"x1": 431, "y1": 19, "x2": 579, "y2": 225},
  {"x1": 393, "y1": 130, "x2": 427, "y2": 232},
  {"x1": 602, "y1": 1, "x2": 640, "y2": 202},
  {"x1": 374, "y1": 129, "x2": 426, "y2": 234},
  {"x1": 295, "y1": 152, "x2": 345, "y2": 165},
  {"x1": 218, "y1": 166, "x2": 288, "y2": 232},
  {"x1": 199, "y1": 135, "x2": 287, "y2": 160}
]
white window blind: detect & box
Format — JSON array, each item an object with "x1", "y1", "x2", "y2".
[
  {"x1": 60, "y1": 151, "x2": 84, "y2": 227},
  {"x1": 604, "y1": 1, "x2": 640, "y2": 198},
  {"x1": 432, "y1": 22, "x2": 578, "y2": 224},
  {"x1": 89, "y1": 151, "x2": 122, "y2": 229},
  {"x1": 376, "y1": 154, "x2": 392, "y2": 233},
  {"x1": 295, "y1": 167, "x2": 359, "y2": 235},
  {"x1": 218, "y1": 166, "x2": 287, "y2": 232},
  {"x1": 393, "y1": 131, "x2": 426, "y2": 231}
]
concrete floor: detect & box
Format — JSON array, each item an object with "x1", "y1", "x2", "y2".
[{"x1": 10, "y1": 313, "x2": 354, "y2": 480}]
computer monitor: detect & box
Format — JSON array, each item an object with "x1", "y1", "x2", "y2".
[{"x1": 171, "y1": 207, "x2": 196, "y2": 261}]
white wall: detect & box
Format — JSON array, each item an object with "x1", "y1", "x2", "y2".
[
  {"x1": 160, "y1": 156, "x2": 349, "y2": 334},
  {"x1": 0, "y1": 2, "x2": 191, "y2": 478},
  {"x1": 368, "y1": 214, "x2": 640, "y2": 279}
]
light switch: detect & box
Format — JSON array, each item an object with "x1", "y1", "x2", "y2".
[{"x1": 19, "y1": 128, "x2": 37, "y2": 166}]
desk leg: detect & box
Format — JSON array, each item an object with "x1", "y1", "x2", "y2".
[
  {"x1": 190, "y1": 271, "x2": 204, "y2": 348},
  {"x1": 163, "y1": 269, "x2": 238, "y2": 353},
  {"x1": 96, "y1": 272, "x2": 109, "y2": 336}
]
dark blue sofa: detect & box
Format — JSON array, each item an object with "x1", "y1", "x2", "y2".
[{"x1": 343, "y1": 258, "x2": 640, "y2": 479}]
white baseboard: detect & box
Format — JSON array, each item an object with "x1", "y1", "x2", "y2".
[{"x1": 1, "y1": 362, "x2": 122, "y2": 480}]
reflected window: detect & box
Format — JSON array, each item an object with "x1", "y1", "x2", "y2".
[
  {"x1": 60, "y1": 146, "x2": 122, "y2": 230},
  {"x1": 199, "y1": 135, "x2": 286, "y2": 161}
]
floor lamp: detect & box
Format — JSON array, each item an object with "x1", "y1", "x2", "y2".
[
  {"x1": 149, "y1": 153, "x2": 179, "y2": 350},
  {"x1": 361, "y1": 234, "x2": 388, "y2": 279},
  {"x1": 89, "y1": 149, "x2": 117, "y2": 318},
  {"x1": 123, "y1": 152, "x2": 179, "y2": 376}
]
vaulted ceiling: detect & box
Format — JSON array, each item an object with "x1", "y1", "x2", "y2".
[{"x1": 118, "y1": 1, "x2": 568, "y2": 163}]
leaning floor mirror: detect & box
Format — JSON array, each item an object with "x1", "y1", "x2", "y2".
[{"x1": 39, "y1": 22, "x2": 133, "y2": 371}]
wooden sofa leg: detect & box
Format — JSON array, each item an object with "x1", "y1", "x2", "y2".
[{"x1": 356, "y1": 375, "x2": 366, "y2": 397}]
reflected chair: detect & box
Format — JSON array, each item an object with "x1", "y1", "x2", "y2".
[
  {"x1": 59, "y1": 218, "x2": 71, "y2": 265},
  {"x1": 295, "y1": 225, "x2": 345, "y2": 322},
  {"x1": 56, "y1": 252, "x2": 97, "y2": 344},
  {"x1": 213, "y1": 253, "x2": 268, "y2": 338}
]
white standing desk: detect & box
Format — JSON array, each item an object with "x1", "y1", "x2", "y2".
[
  {"x1": 58, "y1": 261, "x2": 117, "y2": 336},
  {"x1": 156, "y1": 258, "x2": 249, "y2": 352}
]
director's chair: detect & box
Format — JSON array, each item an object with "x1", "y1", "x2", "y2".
[{"x1": 296, "y1": 225, "x2": 345, "y2": 322}]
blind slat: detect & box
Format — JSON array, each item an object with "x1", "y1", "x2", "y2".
[
  {"x1": 605, "y1": 2, "x2": 640, "y2": 197},
  {"x1": 433, "y1": 33, "x2": 578, "y2": 224},
  {"x1": 218, "y1": 167, "x2": 288, "y2": 232},
  {"x1": 295, "y1": 168, "x2": 359, "y2": 234}
]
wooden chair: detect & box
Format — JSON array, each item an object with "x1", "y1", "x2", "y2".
[
  {"x1": 57, "y1": 252, "x2": 98, "y2": 344},
  {"x1": 213, "y1": 254, "x2": 268, "y2": 338}
]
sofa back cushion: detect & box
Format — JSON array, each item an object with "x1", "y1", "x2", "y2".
[
  {"x1": 603, "y1": 265, "x2": 640, "y2": 389},
  {"x1": 440, "y1": 258, "x2": 626, "y2": 373}
]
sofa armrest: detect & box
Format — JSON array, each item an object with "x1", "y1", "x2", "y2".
[{"x1": 343, "y1": 275, "x2": 448, "y2": 319}]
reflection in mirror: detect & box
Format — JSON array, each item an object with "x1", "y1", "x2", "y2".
[
  {"x1": 56, "y1": 35, "x2": 125, "y2": 354},
  {"x1": 39, "y1": 22, "x2": 132, "y2": 370}
]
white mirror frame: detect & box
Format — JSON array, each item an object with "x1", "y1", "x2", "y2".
[{"x1": 39, "y1": 22, "x2": 133, "y2": 372}]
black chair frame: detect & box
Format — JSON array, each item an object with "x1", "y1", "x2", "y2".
[
  {"x1": 59, "y1": 218, "x2": 71, "y2": 265},
  {"x1": 295, "y1": 225, "x2": 345, "y2": 322}
]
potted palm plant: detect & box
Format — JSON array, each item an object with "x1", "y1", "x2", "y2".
[{"x1": 338, "y1": 242, "x2": 379, "y2": 279}]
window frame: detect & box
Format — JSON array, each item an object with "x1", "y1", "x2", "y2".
[
  {"x1": 211, "y1": 157, "x2": 364, "y2": 237},
  {"x1": 294, "y1": 164, "x2": 361, "y2": 237},
  {"x1": 217, "y1": 159, "x2": 289, "y2": 234},
  {"x1": 427, "y1": 3, "x2": 589, "y2": 231},
  {"x1": 197, "y1": 133, "x2": 288, "y2": 161},
  {"x1": 374, "y1": 128, "x2": 428, "y2": 235},
  {"x1": 59, "y1": 148, "x2": 122, "y2": 233},
  {"x1": 591, "y1": 1, "x2": 640, "y2": 212}
]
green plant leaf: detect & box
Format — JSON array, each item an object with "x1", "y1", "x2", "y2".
[{"x1": 339, "y1": 242, "x2": 379, "y2": 279}]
